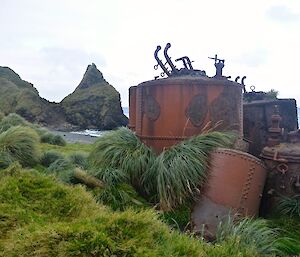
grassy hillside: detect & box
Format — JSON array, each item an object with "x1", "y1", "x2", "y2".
[
  {"x1": 0, "y1": 69, "x2": 65, "y2": 126},
  {"x1": 0, "y1": 115, "x2": 299, "y2": 256}
]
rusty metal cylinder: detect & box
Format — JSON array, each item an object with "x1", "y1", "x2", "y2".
[
  {"x1": 191, "y1": 148, "x2": 267, "y2": 238},
  {"x1": 261, "y1": 138, "x2": 300, "y2": 215},
  {"x1": 130, "y1": 77, "x2": 243, "y2": 153},
  {"x1": 128, "y1": 86, "x2": 137, "y2": 131}
]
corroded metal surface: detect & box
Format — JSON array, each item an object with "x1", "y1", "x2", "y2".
[
  {"x1": 128, "y1": 86, "x2": 137, "y2": 131},
  {"x1": 191, "y1": 148, "x2": 267, "y2": 238},
  {"x1": 186, "y1": 94, "x2": 208, "y2": 127},
  {"x1": 261, "y1": 130, "x2": 300, "y2": 214},
  {"x1": 243, "y1": 99, "x2": 298, "y2": 157},
  {"x1": 131, "y1": 77, "x2": 243, "y2": 153}
]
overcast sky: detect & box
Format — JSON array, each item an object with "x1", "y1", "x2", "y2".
[{"x1": 1, "y1": 0, "x2": 300, "y2": 107}]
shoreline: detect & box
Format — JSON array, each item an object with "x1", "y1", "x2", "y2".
[{"x1": 48, "y1": 129, "x2": 98, "y2": 144}]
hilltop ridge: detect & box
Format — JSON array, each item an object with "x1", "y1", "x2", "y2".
[{"x1": 0, "y1": 65, "x2": 128, "y2": 130}]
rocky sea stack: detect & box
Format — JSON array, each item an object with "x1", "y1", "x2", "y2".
[
  {"x1": 0, "y1": 64, "x2": 128, "y2": 130},
  {"x1": 61, "y1": 63, "x2": 128, "y2": 130}
]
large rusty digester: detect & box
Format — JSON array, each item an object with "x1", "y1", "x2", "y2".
[
  {"x1": 129, "y1": 43, "x2": 268, "y2": 237},
  {"x1": 129, "y1": 44, "x2": 243, "y2": 153}
]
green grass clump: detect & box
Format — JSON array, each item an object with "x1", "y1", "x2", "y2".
[
  {"x1": 216, "y1": 216, "x2": 282, "y2": 256},
  {"x1": 269, "y1": 216, "x2": 300, "y2": 255},
  {"x1": 41, "y1": 151, "x2": 65, "y2": 167},
  {"x1": 89, "y1": 128, "x2": 235, "y2": 211},
  {"x1": 89, "y1": 127, "x2": 155, "y2": 186},
  {"x1": 0, "y1": 152, "x2": 13, "y2": 169},
  {"x1": 160, "y1": 204, "x2": 191, "y2": 231},
  {"x1": 144, "y1": 131, "x2": 235, "y2": 210},
  {"x1": 68, "y1": 152, "x2": 88, "y2": 169},
  {"x1": 0, "y1": 112, "x2": 4, "y2": 122},
  {"x1": 0, "y1": 126, "x2": 40, "y2": 167},
  {"x1": 94, "y1": 183, "x2": 146, "y2": 211},
  {"x1": 41, "y1": 133, "x2": 66, "y2": 146},
  {"x1": 0, "y1": 113, "x2": 29, "y2": 132},
  {"x1": 277, "y1": 195, "x2": 300, "y2": 218},
  {"x1": 46, "y1": 158, "x2": 75, "y2": 184}
]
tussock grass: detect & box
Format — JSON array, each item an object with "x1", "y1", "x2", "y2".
[
  {"x1": 41, "y1": 151, "x2": 65, "y2": 167},
  {"x1": 0, "y1": 152, "x2": 13, "y2": 169},
  {"x1": 216, "y1": 216, "x2": 282, "y2": 256},
  {"x1": 68, "y1": 152, "x2": 88, "y2": 169},
  {"x1": 0, "y1": 113, "x2": 29, "y2": 132},
  {"x1": 41, "y1": 133, "x2": 66, "y2": 146},
  {"x1": 0, "y1": 126, "x2": 40, "y2": 167},
  {"x1": 46, "y1": 158, "x2": 75, "y2": 184},
  {"x1": 144, "y1": 131, "x2": 235, "y2": 210},
  {"x1": 269, "y1": 216, "x2": 300, "y2": 255},
  {"x1": 0, "y1": 112, "x2": 4, "y2": 122},
  {"x1": 277, "y1": 195, "x2": 300, "y2": 218},
  {"x1": 94, "y1": 183, "x2": 146, "y2": 211},
  {"x1": 89, "y1": 127, "x2": 155, "y2": 185}
]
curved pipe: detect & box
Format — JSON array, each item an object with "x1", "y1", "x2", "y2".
[
  {"x1": 235, "y1": 76, "x2": 240, "y2": 82},
  {"x1": 164, "y1": 43, "x2": 178, "y2": 74},
  {"x1": 241, "y1": 76, "x2": 247, "y2": 85},
  {"x1": 154, "y1": 45, "x2": 170, "y2": 76}
]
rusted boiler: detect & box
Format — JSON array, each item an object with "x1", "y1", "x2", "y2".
[
  {"x1": 260, "y1": 109, "x2": 300, "y2": 215},
  {"x1": 191, "y1": 148, "x2": 267, "y2": 238},
  {"x1": 129, "y1": 45, "x2": 243, "y2": 153}
]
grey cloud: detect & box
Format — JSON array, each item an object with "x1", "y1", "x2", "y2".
[{"x1": 266, "y1": 5, "x2": 300, "y2": 23}]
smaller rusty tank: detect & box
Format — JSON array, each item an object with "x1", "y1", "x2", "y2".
[
  {"x1": 191, "y1": 148, "x2": 267, "y2": 239},
  {"x1": 128, "y1": 86, "x2": 137, "y2": 131},
  {"x1": 261, "y1": 129, "x2": 300, "y2": 215}
]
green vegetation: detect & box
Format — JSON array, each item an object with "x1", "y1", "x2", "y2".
[
  {"x1": 277, "y1": 195, "x2": 300, "y2": 217},
  {"x1": 40, "y1": 132, "x2": 66, "y2": 146},
  {"x1": 0, "y1": 118, "x2": 299, "y2": 256},
  {"x1": 89, "y1": 127, "x2": 155, "y2": 187},
  {"x1": 41, "y1": 150, "x2": 65, "y2": 167},
  {"x1": 145, "y1": 131, "x2": 235, "y2": 210},
  {"x1": 68, "y1": 151, "x2": 88, "y2": 169},
  {"x1": 0, "y1": 167, "x2": 206, "y2": 257},
  {"x1": 216, "y1": 216, "x2": 282, "y2": 256},
  {"x1": 270, "y1": 216, "x2": 300, "y2": 255},
  {"x1": 0, "y1": 113, "x2": 29, "y2": 132},
  {"x1": 0, "y1": 126, "x2": 40, "y2": 167}
]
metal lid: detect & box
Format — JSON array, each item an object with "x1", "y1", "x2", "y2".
[{"x1": 261, "y1": 143, "x2": 300, "y2": 163}]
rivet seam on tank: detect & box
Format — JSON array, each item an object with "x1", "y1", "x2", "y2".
[
  {"x1": 238, "y1": 164, "x2": 255, "y2": 212},
  {"x1": 214, "y1": 150, "x2": 265, "y2": 167}
]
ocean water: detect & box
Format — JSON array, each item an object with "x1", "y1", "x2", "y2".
[
  {"x1": 123, "y1": 106, "x2": 129, "y2": 118},
  {"x1": 70, "y1": 107, "x2": 129, "y2": 137}
]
